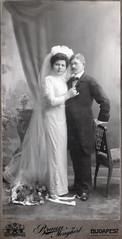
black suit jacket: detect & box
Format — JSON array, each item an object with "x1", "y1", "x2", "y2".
[{"x1": 66, "y1": 73, "x2": 110, "y2": 154}]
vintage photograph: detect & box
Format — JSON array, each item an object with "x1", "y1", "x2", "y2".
[{"x1": 0, "y1": 0, "x2": 121, "y2": 238}]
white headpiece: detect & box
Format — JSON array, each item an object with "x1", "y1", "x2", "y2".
[
  {"x1": 51, "y1": 45, "x2": 74, "y2": 59},
  {"x1": 39, "y1": 45, "x2": 73, "y2": 88}
]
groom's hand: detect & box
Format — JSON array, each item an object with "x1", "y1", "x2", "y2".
[{"x1": 94, "y1": 119, "x2": 108, "y2": 126}]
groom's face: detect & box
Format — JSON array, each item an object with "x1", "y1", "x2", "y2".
[{"x1": 70, "y1": 58, "x2": 84, "y2": 75}]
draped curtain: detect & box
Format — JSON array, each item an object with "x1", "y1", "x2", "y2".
[
  {"x1": 4, "y1": 1, "x2": 52, "y2": 100},
  {"x1": 3, "y1": 1, "x2": 55, "y2": 184}
]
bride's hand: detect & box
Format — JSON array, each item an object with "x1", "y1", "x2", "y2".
[
  {"x1": 65, "y1": 87, "x2": 79, "y2": 101},
  {"x1": 68, "y1": 87, "x2": 79, "y2": 98}
]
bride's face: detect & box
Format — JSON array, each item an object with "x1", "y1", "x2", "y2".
[{"x1": 52, "y1": 60, "x2": 67, "y2": 76}]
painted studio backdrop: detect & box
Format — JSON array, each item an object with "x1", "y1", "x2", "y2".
[
  {"x1": 2, "y1": 1, "x2": 120, "y2": 150},
  {"x1": 1, "y1": 1, "x2": 120, "y2": 220},
  {"x1": 1, "y1": 0, "x2": 120, "y2": 221}
]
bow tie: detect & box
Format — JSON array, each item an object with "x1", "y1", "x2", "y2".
[{"x1": 71, "y1": 76, "x2": 80, "y2": 82}]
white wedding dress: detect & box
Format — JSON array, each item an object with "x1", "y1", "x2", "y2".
[
  {"x1": 42, "y1": 75, "x2": 68, "y2": 196},
  {"x1": 3, "y1": 74, "x2": 69, "y2": 203},
  {"x1": 3, "y1": 45, "x2": 77, "y2": 205}
]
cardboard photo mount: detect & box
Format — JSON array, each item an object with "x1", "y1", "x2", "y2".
[{"x1": 0, "y1": 0, "x2": 121, "y2": 238}]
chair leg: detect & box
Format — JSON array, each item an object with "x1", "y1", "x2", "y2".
[
  {"x1": 106, "y1": 166, "x2": 113, "y2": 197},
  {"x1": 94, "y1": 164, "x2": 100, "y2": 189}
]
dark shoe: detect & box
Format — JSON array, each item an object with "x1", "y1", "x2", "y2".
[{"x1": 79, "y1": 192, "x2": 89, "y2": 201}]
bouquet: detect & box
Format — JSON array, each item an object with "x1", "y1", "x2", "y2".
[{"x1": 11, "y1": 183, "x2": 49, "y2": 205}]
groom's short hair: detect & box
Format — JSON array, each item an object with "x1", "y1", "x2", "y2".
[{"x1": 70, "y1": 53, "x2": 86, "y2": 65}]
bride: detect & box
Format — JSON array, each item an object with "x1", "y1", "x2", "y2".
[{"x1": 3, "y1": 45, "x2": 78, "y2": 205}]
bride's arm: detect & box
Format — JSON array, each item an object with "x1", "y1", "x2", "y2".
[
  {"x1": 43, "y1": 76, "x2": 77, "y2": 107},
  {"x1": 43, "y1": 77, "x2": 65, "y2": 106}
]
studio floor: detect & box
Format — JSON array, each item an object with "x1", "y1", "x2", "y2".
[{"x1": 2, "y1": 166, "x2": 120, "y2": 220}]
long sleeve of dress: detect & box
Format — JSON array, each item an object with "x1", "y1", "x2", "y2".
[{"x1": 43, "y1": 76, "x2": 66, "y2": 106}]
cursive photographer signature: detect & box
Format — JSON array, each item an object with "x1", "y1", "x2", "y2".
[{"x1": 33, "y1": 224, "x2": 83, "y2": 238}]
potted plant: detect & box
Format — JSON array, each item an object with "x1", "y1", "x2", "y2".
[{"x1": 16, "y1": 94, "x2": 32, "y2": 142}]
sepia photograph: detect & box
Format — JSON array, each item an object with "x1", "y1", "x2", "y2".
[{"x1": 0, "y1": 0, "x2": 121, "y2": 238}]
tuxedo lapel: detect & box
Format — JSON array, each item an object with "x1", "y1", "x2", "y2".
[
  {"x1": 67, "y1": 73, "x2": 85, "y2": 89},
  {"x1": 75, "y1": 72, "x2": 85, "y2": 87},
  {"x1": 67, "y1": 77, "x2": 73, "y2": 89}
]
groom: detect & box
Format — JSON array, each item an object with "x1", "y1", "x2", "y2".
[{"x1": 66, "y1": 53, "x2": 110, "y2": 201}]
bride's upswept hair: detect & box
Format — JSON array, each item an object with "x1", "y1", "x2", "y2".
[{"x1": 50, "y1": 53, "x2": 69, "y2": 69}]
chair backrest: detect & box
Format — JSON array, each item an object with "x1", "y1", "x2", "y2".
[
  {"x1": 95, "y1": 125, "x2": 112, "y2": 167},
  {"x1": 95, "y1": 125, "x2": 107, "y2": 152}
]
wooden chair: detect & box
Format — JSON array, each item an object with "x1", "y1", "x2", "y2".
[{"x1": 94, "y1": 124, "x2": 118, "y2": 197}]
